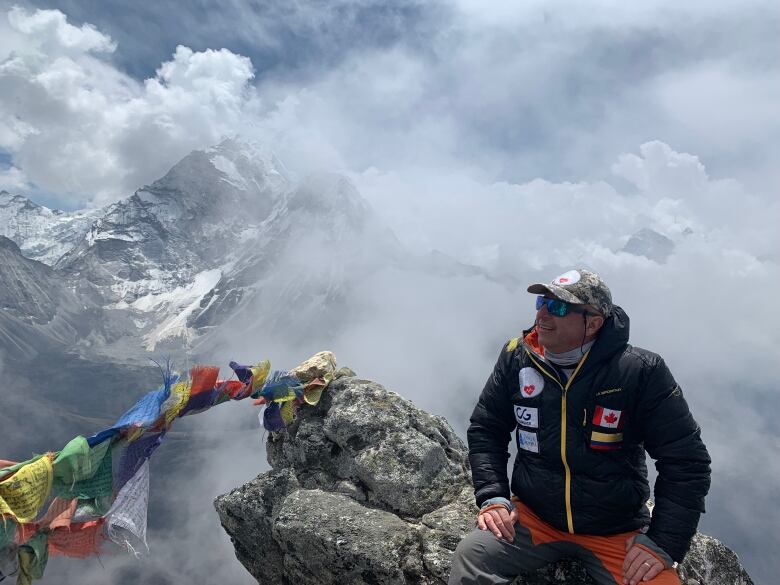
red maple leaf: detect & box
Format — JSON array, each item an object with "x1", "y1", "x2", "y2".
[
  {"x1": 604, "y1": 412, "x2": 618, "y2": 424},
  {"x1": 559, "y1": 277, "x2": 569, "y2": 283},
  {"x1": 523, "y1": 385, "x2": 535, "y2": 395}
]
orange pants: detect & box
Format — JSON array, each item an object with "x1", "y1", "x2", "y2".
[{"x1": 449, "y1": 501, "x2": 680, "y2": 585}]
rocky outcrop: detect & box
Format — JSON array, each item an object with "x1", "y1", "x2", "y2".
[{"x1": 215, "y1": 372, "x2": 754, "y2": 585}]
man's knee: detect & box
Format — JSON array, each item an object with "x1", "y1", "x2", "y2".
[
  {"x1": 449, "y1": 529, "x2": 510, "y2": 585},
  {"x1": 448, "y1": 527, "x2": 557, "y2": 585}
]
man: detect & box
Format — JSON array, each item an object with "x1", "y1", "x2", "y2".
[{"x1": 449, "y1": 269, "x2": 710, "y2": 585}]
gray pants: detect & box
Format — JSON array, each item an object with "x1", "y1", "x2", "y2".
[{"x1": 448, "y1": 524, "x2": 627, "y2": 585}]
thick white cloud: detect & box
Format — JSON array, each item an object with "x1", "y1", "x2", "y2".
[
  {"x1": 6, "y1": 5, "x2": 115, "y2": 54},
  {"x1": 612, "y1": 141, "x2": 709, "y2": 198},
  {"x1": 2, "y1": 2, "x2": 779, "y2": 207},
  {"x1": 0, "y1": 165, "x2": 29, "y2": 191},
  {"x1": 241, "y1": 0, "x2": 780, "y2": 195},
  {"x1": 0, "y1": 7, "x2": 259, "y2": 207}
]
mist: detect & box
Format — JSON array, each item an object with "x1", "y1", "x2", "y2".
[{"x1": 1, "y1": 2, "x2": 779, "y2": 584}]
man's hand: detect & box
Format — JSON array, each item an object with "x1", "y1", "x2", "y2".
[
  {"x1": 622, "y1": 536, "x2": 665, "y2": 584},
  {"x1": 477, "y1": 506, "x2": 518, "y2": 541}
]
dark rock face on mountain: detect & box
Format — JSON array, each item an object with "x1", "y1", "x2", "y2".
[
  {"x1": 622, "y1": 228, "x2": 675, "y2": 263},
  {"x1": 54, "y1": 139, "x2": 292, "y2": 304},
  {"x1": 0, "y1": 235, "x2": 101, "y2": 357},
  {"x1": 214, "y1": 375, "x2": 754, "y2": 585}
]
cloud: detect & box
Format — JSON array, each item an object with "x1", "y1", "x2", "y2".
[
  {"x1": 611, "y1": 141, "x2": 709, "y2": 198},
  {"x1": 0, "y1": 165, "x2": 29, "y2": 191},
  {"x1": 25, "y1": 0, "x2": 445, "y2": 81},
  {"x1": 0, "y1": 7, "x2": 260, "y2": 207},
  {"x1": 3, "y1": 2, "x2": 780, "y2": 207},
  {"x1": 6, "y1": 5, "x2": 115, "y2": 54}
]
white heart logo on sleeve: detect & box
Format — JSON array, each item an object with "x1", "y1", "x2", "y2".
[{"x1": 518, "y1": 367, "x2": 544, "y2": 398}]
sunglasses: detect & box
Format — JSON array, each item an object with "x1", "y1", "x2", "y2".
[{"x1": 535, "y1": 296, "x2": 591, "y2": 317}]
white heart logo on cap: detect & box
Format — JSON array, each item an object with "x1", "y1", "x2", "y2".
[{"x1": 553, "y1": 270, "x2": 580, "y2": 286}]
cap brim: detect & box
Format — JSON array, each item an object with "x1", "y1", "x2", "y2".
[{"x1": 527, "y1": 283, "x2": 585, "y2": 305}]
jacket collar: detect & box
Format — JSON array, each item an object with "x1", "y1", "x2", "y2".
[{"x1": 587, "y1": 305, "x2": 630, "y2": 366}]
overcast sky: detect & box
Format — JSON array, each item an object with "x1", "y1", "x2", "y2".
[
  {"x1": 1, "y1": 1, "x2": 779, "y2": 584},
  {"x1": 1, "y1": 0, "x2": 779, "y2": 208}
]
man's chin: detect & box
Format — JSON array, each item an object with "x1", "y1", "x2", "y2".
[{"x1": 537, "y1": 329, "x2": 556, "y2": 347}]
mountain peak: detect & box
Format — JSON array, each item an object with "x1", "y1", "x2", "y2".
[
  {"x1": 285, "y1": 172, "x2": 374, "y2": 231},
  {"x1": 206, "y1": 137, "x2": 285, "y2": 168},
  {"x1": 134, "y1": 138, "x2": 290, "y2": 218},
  {"x1": 622, "y1": 228, "x2": 675, "y2": 263},
  {"x1": 0, "y1": 190, "x2": 44, "y2": 212}
]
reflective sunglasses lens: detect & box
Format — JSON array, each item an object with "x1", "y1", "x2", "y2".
[
  {"x1": 548, "y1": 299, "x2": 568, "y2": 316},
  {"x1": 535, "y1": 296, "x2": 569, "y2": 317}
]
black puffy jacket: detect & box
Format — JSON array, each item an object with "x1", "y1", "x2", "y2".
[{"x1": 468, "y1": 306, "x2": 711, "y2": 562}]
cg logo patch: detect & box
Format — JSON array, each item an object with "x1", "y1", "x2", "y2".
[
  {"x1": 518, "y1": 367, "x2": 544, "y2": 398},
  {"x1": 514, "y1": 406, "x2": 538, "y2": 428}
]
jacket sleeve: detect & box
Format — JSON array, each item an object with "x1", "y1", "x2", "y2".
[
  {"x1": 467, "y1": 343, "x2": 519, "y2": 507},
  {"x1": 639, "y1": 358, "x2": 711, "y2": 563}
]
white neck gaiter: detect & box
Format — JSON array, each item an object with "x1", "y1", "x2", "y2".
[{"x1": 544, "y1": 339, "x2": 596, "y2": 367}]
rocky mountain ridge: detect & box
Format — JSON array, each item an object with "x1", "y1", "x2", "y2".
[
  {"x1": 0, "y1": 138, "x2": 402, "y2": 358},
  {"x1": 214, "y1": 371, "x2": 754, "y2": 585},
  {"x1": 0, "y1": 190, "x2": 98, "y2": 265},
  {"x1": 0, "y1": 235, "x2": 104, "y2": 359}
]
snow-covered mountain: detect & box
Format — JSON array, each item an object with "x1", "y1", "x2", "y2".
[
  {"x1": 0, "y1": 139, "x2": 409, "y2": 356},
  {"x1": 54, "y1": 139, "x2": 291, "y2": 303},
  {"x1": 622, "y1": 227, "x2": 676, "y2": 263},
  {"x1": 0, "y1": 190, "x2": 98, "y2": 265}
]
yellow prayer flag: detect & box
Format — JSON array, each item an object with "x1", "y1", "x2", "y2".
[
  {"x1": 164, "y1": 381, "x2": 191, "y2": 426},
  {"x1": 250, "y1": 360, "x2": 271, "y2": 393},
  {"x1": 0, "y1": 455, "x2": 53, "y2": 523},
  {"x1": 280, "y1": 400, "x2": 296, "y2": 425}
]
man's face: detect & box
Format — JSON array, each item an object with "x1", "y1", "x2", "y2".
[{"x1": 535, "y1": 298, "x2": 590, "y2": 353}]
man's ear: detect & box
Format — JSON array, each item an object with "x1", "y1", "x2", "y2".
[{"x1": 587, "y1": 314, "x2": 605, "y2": 335}]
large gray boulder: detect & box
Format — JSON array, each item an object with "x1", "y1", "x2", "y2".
[{"x1": 215, "y1": 374, "x2": 753, "y2": 585}]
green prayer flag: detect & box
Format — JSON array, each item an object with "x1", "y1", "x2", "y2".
[
  {"x1": 17, "y1": 532, "x2": 48, "y2": 585},
  {"x1": 52, "y1": 440, "x2": 113, "y2": 500},
  {"x1": 0, "y1": 518, "x2": 15, "y2": 549},
  {"x1": 53, "y1": 437, "x2": 111, "y2": 484}
]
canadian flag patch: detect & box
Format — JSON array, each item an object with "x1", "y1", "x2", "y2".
[{"x1": 592, "y1": 406, "x2": 623, "y2": 429}]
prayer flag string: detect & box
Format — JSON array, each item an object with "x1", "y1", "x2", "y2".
[{"x1": 0, "y1": 351, "x2": 337, "y2": 584}]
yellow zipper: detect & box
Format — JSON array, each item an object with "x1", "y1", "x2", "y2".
[{"x1": 526, "y1": 349, "x2": 591, "y2": 533}]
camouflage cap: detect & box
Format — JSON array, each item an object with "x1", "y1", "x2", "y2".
[{"x1": 527, "y1": 269, "x2": 613, "y2": 317}]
